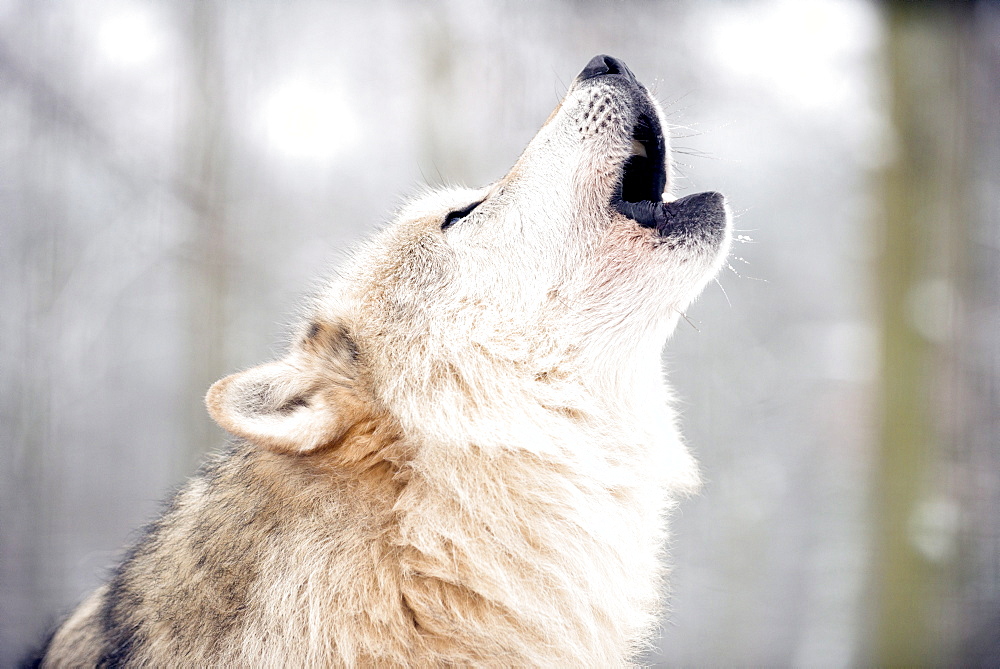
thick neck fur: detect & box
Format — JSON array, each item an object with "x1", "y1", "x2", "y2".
[{"x1": 340, "y1": 320, "x2": 698, "y2": 664}]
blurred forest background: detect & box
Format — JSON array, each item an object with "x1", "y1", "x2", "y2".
[{"x1": 2, "y1": 0, "x2": 999, "y2": 665}]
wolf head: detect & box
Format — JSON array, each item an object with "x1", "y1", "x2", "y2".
[{"x1": 207, "y1": 55, "x2": 731, "y2": 467}]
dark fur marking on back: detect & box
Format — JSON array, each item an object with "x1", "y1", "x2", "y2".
[
  {"x1": 95, "y1": 450, "x2": 253, "y2": 665},
  {"x1": 99, "y1": 530, "x2": 159, "y2": 664}
]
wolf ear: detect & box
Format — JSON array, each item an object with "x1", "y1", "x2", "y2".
[{"x1": 205, "y1": 359, "x2": 355, "y2": 453}]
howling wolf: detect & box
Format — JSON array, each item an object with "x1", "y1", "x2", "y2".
[{"x1": 38, "y1": 54, "x2": 731, "y2": 667}]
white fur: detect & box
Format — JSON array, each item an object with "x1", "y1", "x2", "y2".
[{"x1": 44, "y1": 61, "x2": 731, "y2": 668}]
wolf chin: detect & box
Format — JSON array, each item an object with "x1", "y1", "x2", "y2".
[{"x1": 37, "y1": 55, "x2": 731, "y2": 667}]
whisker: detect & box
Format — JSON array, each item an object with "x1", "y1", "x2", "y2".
[
  {"x1": 667, "y1": 121, "x2": 701, "y2": 133},
  {"x1": 551, "y1": 67, "x2": 567, "y2": 102},
  {"x1": 714, "y1": 277, "x2": 732, "y2": 307},
  {"x1": 672, "y1": 147, "x2": 718, "y2": 160},
  {"x1": 662, "y1": 91, "x2": 694, "y2": 110},
  {"x1": 726, "y1": 261, "x2": 768, "y2": 283},
  {"x1": 676, "y1": 310, "x2": 701, "y2": 332}
]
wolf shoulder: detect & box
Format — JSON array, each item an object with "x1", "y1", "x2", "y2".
[{"x1": 39, "y1": 443, "x2": 398, "y2": 666}]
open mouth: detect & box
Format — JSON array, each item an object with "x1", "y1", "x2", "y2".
[
  {"x1": 623, "y1": 115, "x2": 667, "y2": 205},
  {"x1": 612, "y1": 113, "x2": 670, "y2": 230},
  {"x1": 574, "y1": 54, "x2": 728, "y2": 241},
  {"x1": 610, "y1": 113, "x2": 726, "y2": 239}
]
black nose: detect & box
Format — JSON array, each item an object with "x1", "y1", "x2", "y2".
[{"x1": 577, "y1": 54, "x2": 637, "y2": 83}]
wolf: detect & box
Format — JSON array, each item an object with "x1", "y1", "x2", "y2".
[{"x1": 36, "y1": 54, "x2": 731, "y2": 667}]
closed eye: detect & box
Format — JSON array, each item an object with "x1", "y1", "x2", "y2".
[{"x1": 441, "y1": 199, "x2": 483, "y2": 230}]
